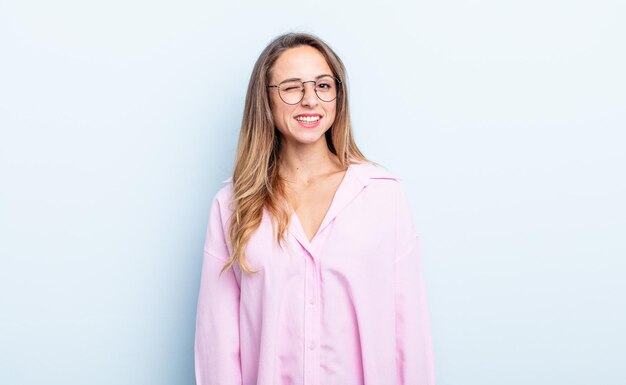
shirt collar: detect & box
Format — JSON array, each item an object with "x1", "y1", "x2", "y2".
[
  {"x1": 349, "y1": 161, "x2": 399, "y2": 187},
  {"x1": 287, "y1": 160, "x2": 399, "y2": 253}
]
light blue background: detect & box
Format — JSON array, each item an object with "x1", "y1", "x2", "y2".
[{"x1": 1, "y1": 1, "x2": 624, "y2": 384}]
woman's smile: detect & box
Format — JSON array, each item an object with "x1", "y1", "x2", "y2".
[{"x1": 294, "y1": 113, "x2": 323, "y2": 128}]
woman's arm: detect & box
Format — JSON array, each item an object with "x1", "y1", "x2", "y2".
[
  {"x1": 394, "y1": 183, "x2": 435, "y2": 385},
  {"x1": 194, "y1": 193, "x2": 242, "y2": 385}
]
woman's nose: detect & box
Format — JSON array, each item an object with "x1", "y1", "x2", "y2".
[{"x1": 301, "y1": 82, "x2": 318, "y2": 107}]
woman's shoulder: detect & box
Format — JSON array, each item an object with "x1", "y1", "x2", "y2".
[
  {"x1": 350, "y1": 160, "x2": 412, "y2": 206},
  {"x1": 350, "y1": 160, "x2": 403, "y2": 186},
  {"x1": 209, "y1": 176, "x2": 235, "y2": 214}
]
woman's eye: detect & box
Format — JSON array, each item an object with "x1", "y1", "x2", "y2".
[{"x1": 318, "y1": 83, "x2": 331, "y2": 89}]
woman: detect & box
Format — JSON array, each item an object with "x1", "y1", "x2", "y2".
[{"x1": 194, "y1": 32, "x2": 435, "y2": 385}]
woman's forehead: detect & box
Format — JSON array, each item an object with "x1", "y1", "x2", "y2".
[{"x1": 271, "y1": 46, "x2": 332, "y2": 81}]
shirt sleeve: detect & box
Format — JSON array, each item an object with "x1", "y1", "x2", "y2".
[
  {"x1": 394, "y1": 182, "x2": 435, "y2": 385},
  {"x1": 194, "y1": 192, "x2": 242, "y2": 385}
]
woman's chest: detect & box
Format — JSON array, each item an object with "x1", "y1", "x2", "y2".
[
  {"x1": 287, "y1": 172, "x2": 347, "y2": 243},
  {"x1": 242, "y1": 191, "x2": 398, "y2": 275}
]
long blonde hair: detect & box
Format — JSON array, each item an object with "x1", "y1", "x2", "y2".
[{"x1": 221, "y1": 32, "x2": 368, "y2": 275}]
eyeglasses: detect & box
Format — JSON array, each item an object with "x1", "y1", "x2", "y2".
[{"x1": 267, "y1": 75, "x2": 342, "y2": 105}]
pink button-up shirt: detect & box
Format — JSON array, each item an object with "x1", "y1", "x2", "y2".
[{"x1": 194, "y1": 161, "x2": 435, "y2": 385}]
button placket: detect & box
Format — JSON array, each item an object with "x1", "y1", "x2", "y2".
[
  {"x1": 303, "y1": 250, "x2": 321, "y2": 385},
  {"x1": 303, "y1": 254, "x2": 314, "y2": 384},
  {"x1": 308, "y1": 231, "x2": 329, "y2": 385}
]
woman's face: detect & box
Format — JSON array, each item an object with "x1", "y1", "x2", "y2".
[{"x1": 268, "y1": 45, "x2": 337, "y2": 147}]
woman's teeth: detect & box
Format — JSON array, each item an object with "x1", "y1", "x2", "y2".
[{"x1": 295, "y1": 116, "x2": 320, "y2": 122}]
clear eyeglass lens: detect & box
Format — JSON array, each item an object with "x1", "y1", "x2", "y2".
[{"x1": 278, "y1": 76, "x2": 338, "y2": 104}]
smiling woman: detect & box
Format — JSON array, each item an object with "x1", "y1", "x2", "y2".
[{"x1": 194, "y1": 32, "x2": 435, "y2": 385}]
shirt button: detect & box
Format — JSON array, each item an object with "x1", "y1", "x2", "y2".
[
  {"x1": 308, "y1": 298, "x2": 315, "y2": 305},
  {"x1": 308, "y1": 342, "x2": 316, "y2": 350}
]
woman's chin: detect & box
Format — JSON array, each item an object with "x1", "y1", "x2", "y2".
[{"x1": 288, "y1": 133, "x2": 326, "y2": 146}]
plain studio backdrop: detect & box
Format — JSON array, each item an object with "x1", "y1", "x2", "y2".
[{"x1": 1, "y1": 0, "x2": 624, "y2": 384}]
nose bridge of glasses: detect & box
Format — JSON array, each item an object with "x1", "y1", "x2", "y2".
[
  {"x1": 302, "y1": 80, "x2": 317, "y2": 93},
  {"x1": 301, "y1": 80, "x2": 319, "y2": 102}
]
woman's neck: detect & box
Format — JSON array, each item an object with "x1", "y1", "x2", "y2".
[{"x1": 277, "y1": 139, "x2": 343, "y2": 184}]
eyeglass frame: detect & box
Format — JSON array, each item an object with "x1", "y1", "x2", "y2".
[{"x1": 267, "y1": 75, "x2": 343, "y2": 105}]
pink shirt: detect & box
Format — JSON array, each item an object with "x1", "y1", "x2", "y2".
[{"x1": 194, "y1": 161, "x2": 435, "y2": 385}]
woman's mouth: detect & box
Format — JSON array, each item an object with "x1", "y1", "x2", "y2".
[{"x1": 294, "y1": 115, "x2": 322, "y2": 128}]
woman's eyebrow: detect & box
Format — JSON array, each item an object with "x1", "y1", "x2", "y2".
[{"x1": 279, "y1": 74, "x2": 334, "y2": 82}]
